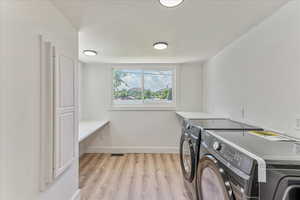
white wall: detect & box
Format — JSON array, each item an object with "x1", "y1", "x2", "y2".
[
  {"x1": 0, "y1": 2, "x2": 5, "y2": 197},
  {"x1": 179, "y1": 62, "x2": 204, "y2": 111},
  {"x1": 80, "y1": 62, "x2": 203, "y2": 153},
  {"x1": 1, "y1": 1, "x2": 79, "y2": 200},
  {"x1": 203, "y1": 1, "x2": 300, "y2": 138}
]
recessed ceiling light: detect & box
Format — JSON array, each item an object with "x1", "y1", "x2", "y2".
[
  {"x1": 153, "y1": 42, "x2": 168, "y2": 50},
  {"x1": 83, "y1": 50, "x2": 98, "y2": 56},
  {"x1": 159, "y1": 0, "x2": 184, "y2": 8}
]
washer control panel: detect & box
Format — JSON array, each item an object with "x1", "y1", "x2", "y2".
[{"x1": 203, "y1": 131, "x2": 254, "y2": 175}]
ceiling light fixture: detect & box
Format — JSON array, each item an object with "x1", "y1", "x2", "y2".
[
  {"x1": 153, "y1": 42, "x2": 168, "y2": 50},
  {"x1": 83, "y1": 50, "x2": 98, "y2": 56},
  {"x1": 159, "y1": 0, "x2": 184, "y2": 8}
]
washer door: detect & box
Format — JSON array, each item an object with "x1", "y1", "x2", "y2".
[
  {"x1": 197, "y1": 155, "x2": 234, "y2": 200},
  {"x1": 180, "y1": 133, "x2": 196, "y2": 182}
]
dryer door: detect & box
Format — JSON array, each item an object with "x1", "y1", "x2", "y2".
[
  {"x1": 197, "y1": 155, "x2": 235, "y2": 200},
  {"x1": 180, "y1": 133, "x2": 196, "y2": 182}
]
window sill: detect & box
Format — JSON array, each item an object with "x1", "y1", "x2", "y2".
[{"x1": 109, "y1": 106, "x2": 177, "y2": 111}]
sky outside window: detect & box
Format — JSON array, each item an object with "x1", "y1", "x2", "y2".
[{"x1": 112, "y1": 69, "x2": 173, "y2": 105}]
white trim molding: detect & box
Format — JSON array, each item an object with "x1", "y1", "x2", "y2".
[
  {"x1": 86, "y1": 146, "x2": 179, "y2": 154},
  {"x1": 39, "y1": 35, "x2": 55, "y2": 191},
  {"x1": 70, "y1": 189, "x2": 81, "y2": 200}
]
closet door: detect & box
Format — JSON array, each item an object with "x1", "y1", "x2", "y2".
[{"x1": 53, "y1": 47, "x2": 78, "y2": 178}]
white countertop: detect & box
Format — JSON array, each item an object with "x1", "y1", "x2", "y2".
[
  {"x1": 79, "y1": 120, "x2": 110, "y2": 142},
  {"x1": 176, "y1": 112, "x2": 228, "y2": 120}
]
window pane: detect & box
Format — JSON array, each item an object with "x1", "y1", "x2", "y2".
[
  {"x1": 144, "y1": 70, "x2": 173, "y2": 103},
  {"x1": 113, "y1": 69, "x2": 143, "y2": 104}
]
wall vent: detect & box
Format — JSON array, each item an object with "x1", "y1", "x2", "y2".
[{"x1": 111, "y1": 154, "x2": 125, "y2": 157}]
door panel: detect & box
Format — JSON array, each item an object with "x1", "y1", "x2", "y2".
[
  {"x1": 54, "y1": 49, "x2": 77, "y2": 178},
  {"x1": 54, "y1": 111, "x2": 75, "y2": 177},
  {"x1": 201, "y1": 167, "x2": 227, "y2": 200},
  {"x1": 197, "y1": 156, "x2": 234, "y2": 200},
  {"x1": 59, "y1": 55, "x2": 75, "y2": 108}
]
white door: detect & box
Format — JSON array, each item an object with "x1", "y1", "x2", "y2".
[
  {"x1": 39, "y1": 37, "x2": 78, "y2": 190},
  {"x1": 53, "y1": 48, "x2": 78, "y2": 178}
]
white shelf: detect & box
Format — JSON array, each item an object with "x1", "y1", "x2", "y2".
[
  {"x1": 79, "y1": 120, "x2": 110, "y2": 142},
  {"x1": 176, "y1": 112, "x2": 228, "y2": 120}
]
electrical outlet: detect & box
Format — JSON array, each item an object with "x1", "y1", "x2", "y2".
[
  {"x1": 241, "y1": 106, "x2": 245, "y2": 120},
  {"x1": 295, "y1": 115, "x2": 300, "y2": 130}
]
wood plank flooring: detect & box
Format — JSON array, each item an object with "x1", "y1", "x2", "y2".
[{"x1": 79, "y1": 153, "x2": 191, "y2": 200}]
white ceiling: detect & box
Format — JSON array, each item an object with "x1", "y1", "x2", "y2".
[{"x1": 52, "y1": 0, "x2": 289, "y2": 64}]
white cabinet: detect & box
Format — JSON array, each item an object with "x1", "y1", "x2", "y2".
[{"x1": 39, "y1": 36, "x2": 78, "y2": 190}]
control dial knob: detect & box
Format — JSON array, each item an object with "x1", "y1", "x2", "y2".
[
  {"x1": 213, "y1": 141, "x2": 222, "y2": 151},
  {"x1": 186, "y1": 124, "x2": 190, "y2": 130}
]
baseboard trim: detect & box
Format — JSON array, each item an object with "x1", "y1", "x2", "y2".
[
  {"x1": 86, "y1": 146, "x2": 179, "y2": 154},
  {"x1": 70, "y1": 189, "x2": 81, "y2": 200}
]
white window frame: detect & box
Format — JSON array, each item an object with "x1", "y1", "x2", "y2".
[{"x1": 110, "y1": 65, "x2": 177, "y2": 110}]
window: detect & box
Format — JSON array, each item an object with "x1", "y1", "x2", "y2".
[{"x1": 112, "y1": 67, "x2": 176, "y2": 107}]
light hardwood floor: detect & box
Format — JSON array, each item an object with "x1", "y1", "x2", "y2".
[{"x1": 79, "y1": 153, "x2": 191, "y2": 200}]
